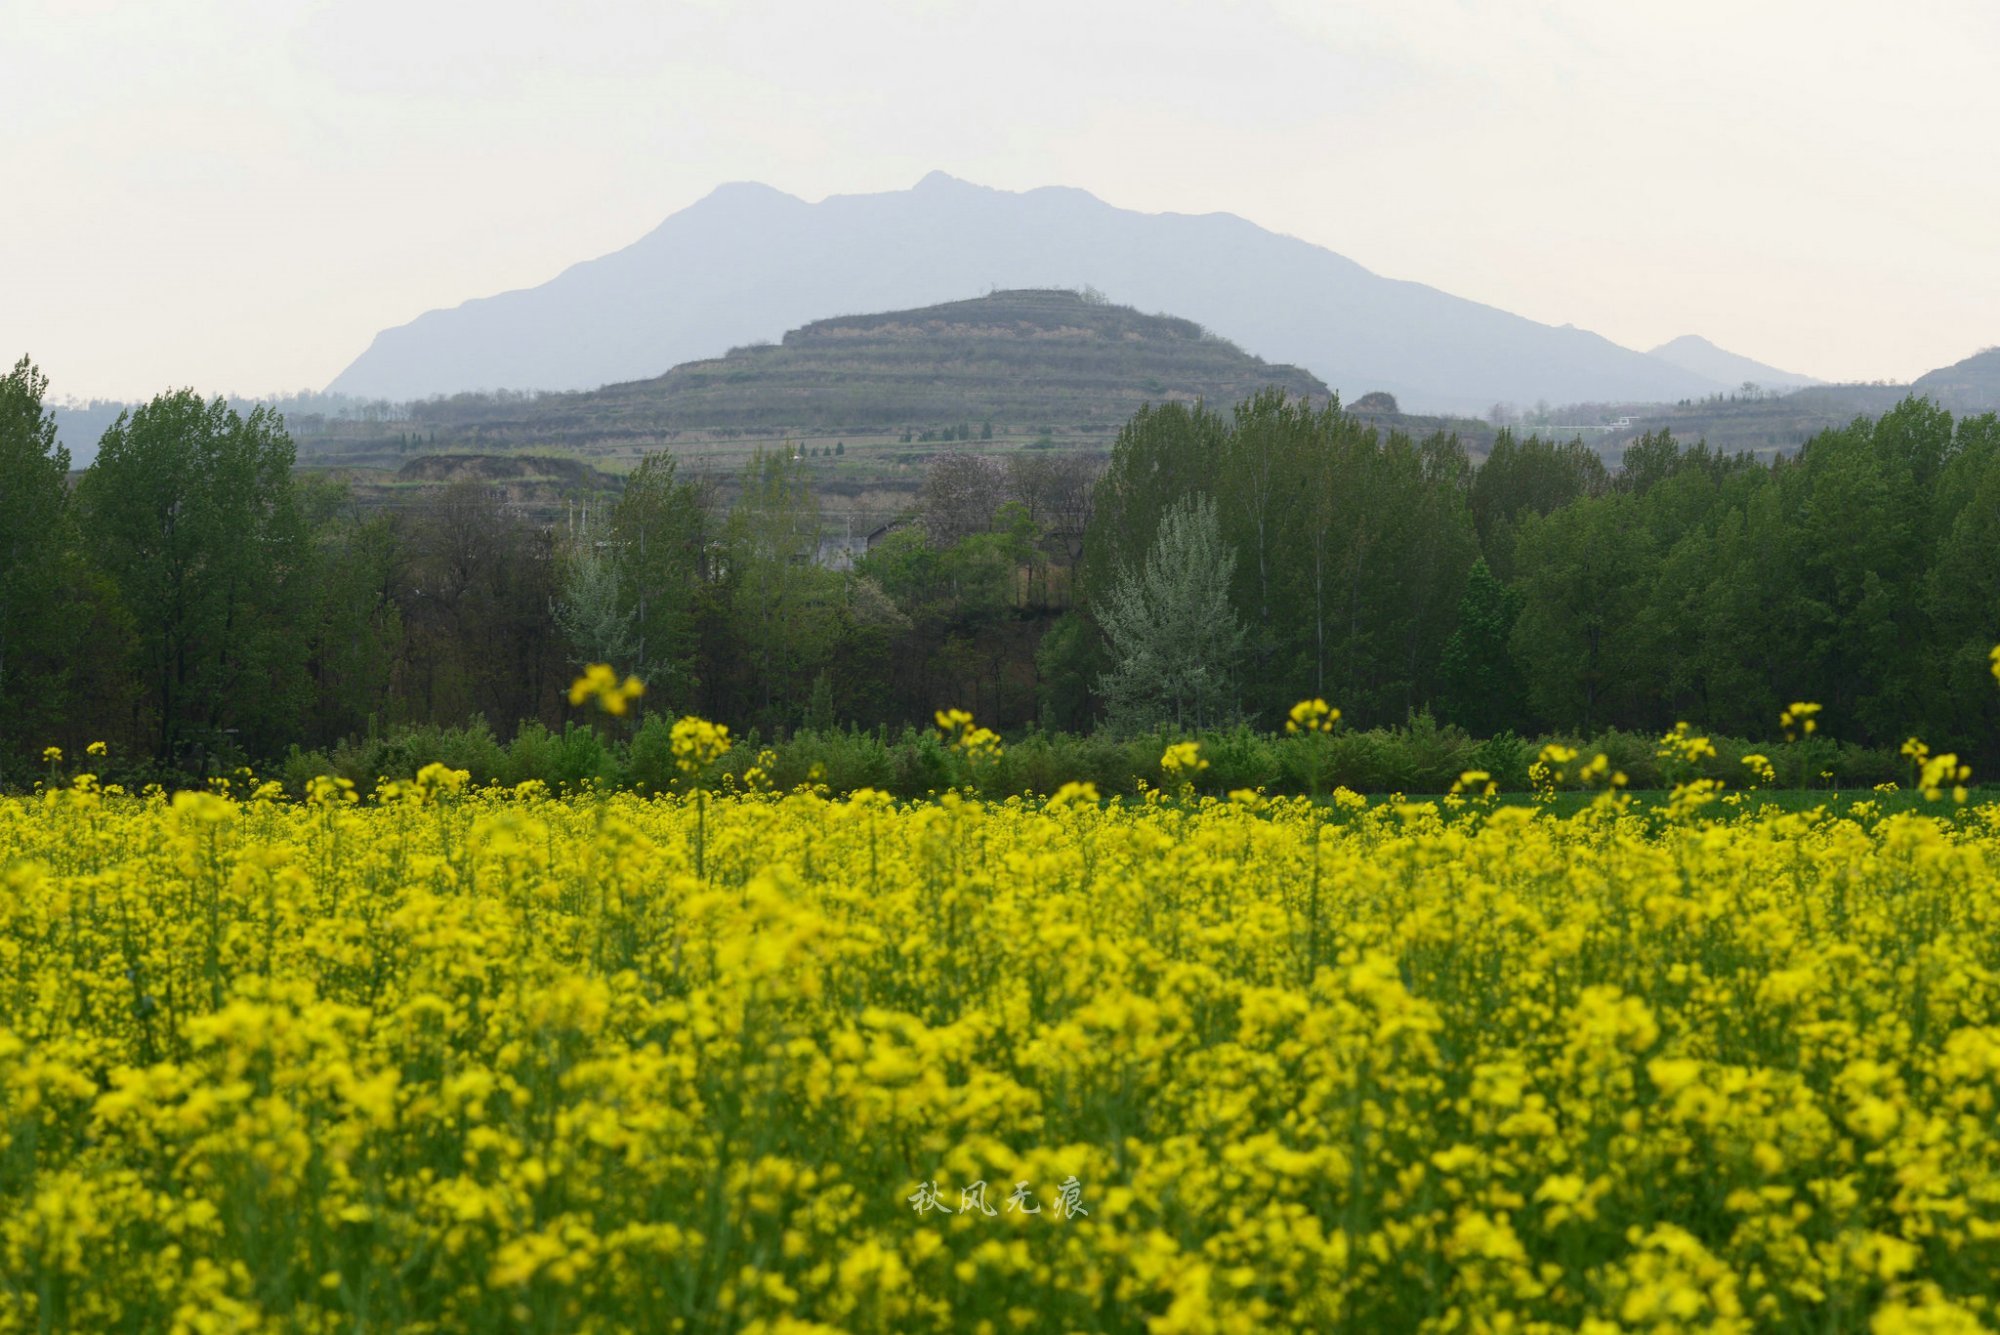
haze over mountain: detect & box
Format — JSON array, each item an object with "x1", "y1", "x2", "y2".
[
  {"x1": 328, "y1": 173, "x2": 1743, "y2": 414},
  {"x1": 1645, "y1": 335, "x2": 1822, "y2": 392}
]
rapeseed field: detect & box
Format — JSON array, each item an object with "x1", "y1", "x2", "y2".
[{"x1": 4, "y1": 737, "x2": 2000, "y2": 1331}]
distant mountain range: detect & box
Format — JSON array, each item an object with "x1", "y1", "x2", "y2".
[{"x1": 328, "y1": 172, "x2": 1798, "y2": 413}]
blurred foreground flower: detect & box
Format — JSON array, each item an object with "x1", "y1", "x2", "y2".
[
  {"x1": 935, "y1": 708, "x2": 1001, "y2": 759},
  {"x1": 1160, "y1": 740, "x2": 1207, "y2": 780},
  {"x1": 1285, "y1": 698, "x2": 1339, "y2": 734},
  {"x1": 568, "y1": 663, "x2": 644, "y2": 716},
  {"x1": 670, "y1": 716, "x2": 731, "y2": 775}
]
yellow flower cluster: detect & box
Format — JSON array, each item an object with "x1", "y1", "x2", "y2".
[
  {"x1": 1904, "y1": 738, "x2": 1975, "y2": 804},
  {"x1": 1780, "y1": 700, "x2": 1822, "y2": 741},
  {"x1": 1159, "y1": 740, "x2": 1208, "y2": 780},
  {"x1": 567, "y1": 663, "x2": 645, "y2": 716},
  {"x1": 935, "y1": 708, "x2": 1002, "y2": 760},
  {"x1": 1657, "y1": 721, "x2": 1717, "y2": 768},
  {"x1": 669, "y1": 715, "x2": 731, "y2": 775},
  {"x1": 1450, "y1": 768, "x2": 1497, "y2": 799},
  {"x1": 1285, "y1": 698, "x2": 1339, "y2": 734},
  {"x1": 5, "y1": 780, "x2": 2000, "y2": 1330}
]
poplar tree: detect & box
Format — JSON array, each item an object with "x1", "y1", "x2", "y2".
[
  {"x1": 610, "y1": 453, "x2": 709, "y2": 703},
  {"x1": 76, "y1": 392, "x2": 309, "y2": 765},
  {"x1": 723, "y1": 448, "x2": 838, "y2": 724},
  {"x1": 0, "y1": 357, "x2": 71, "y2": 778}
]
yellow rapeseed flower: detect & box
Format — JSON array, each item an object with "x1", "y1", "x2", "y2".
[
  {"x1": 1159, "y1": 741, "x2": 1207, "y2": 780},
  {"x1": 1780, "y1": 701, "x2": 1821, "y2": 740},
  {"x1": 567, "y1": 663, "x2": 645, "y2": 716},
  {"x1": 1285, "y1": 698, "x2": 1339, "y2": 734},
  {"x1": 669, "y1": 716, "x2": 732, "y2": 774},
  {"x1": 3, "y1": 748, "x2": 2000, "y2": 1327}
]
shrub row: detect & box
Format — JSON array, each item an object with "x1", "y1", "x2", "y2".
[{"x1": 252, "y1": 713, "x2": 1906, "y2": 800}]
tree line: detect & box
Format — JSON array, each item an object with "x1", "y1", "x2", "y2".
[
  {"x1": 1061, "y1": 388, "x2": 2000, "y2": 756},
  {"x1": 0, "y1": 358, "x2": 1098, "y2": 784},
  {"x1": 4, "y1": 354, "x2": 1998, "y2": 786}
]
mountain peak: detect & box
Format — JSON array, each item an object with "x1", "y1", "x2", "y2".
[
  {"x1": 1646, "y1": 334, "x2": 1821, "y2": 390},
  {"x1": 700, "y1": 179, "x2": 795, "y2": 204}
]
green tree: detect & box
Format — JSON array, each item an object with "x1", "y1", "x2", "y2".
[
  {"x1": 1436, "y1": 558, "x2": 1527, "y2": 736},
  {"x1": 1617, "y1": 430, "x2": 1684, "y2": 496},
  {"x1": 77, "y1": 392, "x2": 310, "y2": 767},
  {"x1": 554, "y1": 541, "x2": 640, "y2": 670},
  {"x1": 857, "y1": 501, "x2": 1037, "y2": 725},
  {"x1": 1471, "y1": 431, "x2": 1609, "y2": 576},
  {"x1": 1096, "y1": 494, "x2": 1244, "y2": 730},
  {"x1": 722, "y1": 449, "x2": 840, "y2": 726},
  {"x1": 1284, "y1": 421, "x2": 1474, "y2": 725},
  {"x1": 0, "y1": 357, "x2": 72, "y2": 778},
  {"x1": 1921, "y1": 412, "x2": 2000, "y2": 744},
  {"x1": 1035, "y1": 611, "x2": 1103, "y2": 733},
  {"x1": 1357, "y1": 431, "x2": 1479, "y2": 721},
  {"x1": 297, "y1": 478, "x2": 403, "y2": 748},
  {"x1": 1692, "y1": 501, "x2": 1791, "y2": 737},
  {"x1": 1081, "y1": 401, "x2": 1229, "y2": 610},
  {"x1": 1759, "y1": 406, "x2": 1937, "y2": 741},
  {"x1": 610, "y1": 453, "x2": 709, "y2": 707},
  {"x1": 1222, "y1": 389, "x2": 1312, "y2": 713},
  {"x1": 1508, "y1": 494, "x2": 1654, "y2": 732}
]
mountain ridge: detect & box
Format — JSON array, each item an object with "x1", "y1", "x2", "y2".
[
  {"x1": 327, "y1": 173, "x2": 1735, "y2": 412},
  {"x1": 1912, "y1": 347, "x2": 2000, "y2": 414}
]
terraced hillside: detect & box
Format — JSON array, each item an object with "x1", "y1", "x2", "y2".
[
  {"x1": 305, "y1": 290, "x2": 1329, "y2": 457},
  {"x1": 613, "y1": 287, "x2": 1332, "y2": 433},
  {"x1": 286, "y1": 292, "x2": 1483, "y2": 533}
]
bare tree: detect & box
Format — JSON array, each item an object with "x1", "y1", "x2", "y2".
[
  {"x1": 1007, "y1": 452, "x2": 1099, "y2": 576},
  {"x1": 400, "y1": 480, "x2": 561, "y2": 727},
  {"x1": 918, "y1": 453, "x2": 1007, "y2": 546}
]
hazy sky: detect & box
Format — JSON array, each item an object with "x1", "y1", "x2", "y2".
[{"x1": 6, "y1": 0, "x2": 1996, "y2": 402}]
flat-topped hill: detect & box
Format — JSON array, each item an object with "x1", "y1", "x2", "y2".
[
  {"x1": 629, "y1": 288, "x2": 1327, "y2": 428},
  {"x1": 355, "y1": 290, "x2": 1329, "y2": 451}
]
